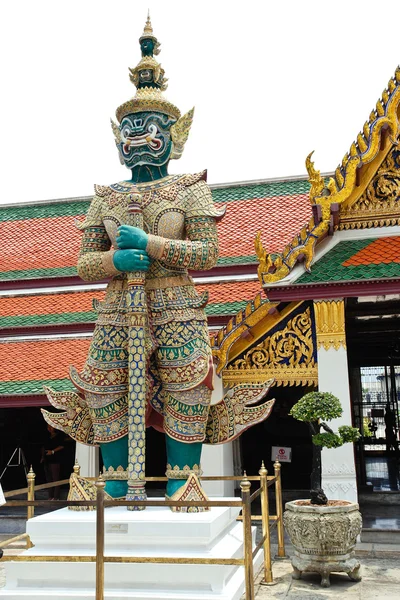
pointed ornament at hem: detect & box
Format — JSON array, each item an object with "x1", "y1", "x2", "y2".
[
  {"x1": 166, "y1": 472, "x2": 210, "y2": 513},
  {"x1": 67, "y1": 473, "x2": 116, "y2": 511}
]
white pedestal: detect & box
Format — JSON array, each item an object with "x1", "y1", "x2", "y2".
[
  {"x1": 201, "y1": 445, "x2": 234, "y2": 497},
  {"x1": 75, "y1": 444, "x2": 99, "y2": 478},
  {"x1": 2, "y1": 501, "x2": 262, "y2": 600}
]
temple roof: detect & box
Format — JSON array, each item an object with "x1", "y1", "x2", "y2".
[
  {"x1": 256, "y1": 66, "x2": 400, "y2": 288},
  {"x1": 295, "y1": 237, "x2": 400, "y2": 284},
  {"x1": 0, "y1": 279, "x2": 263, "y2": 333},
  {"x1": 0, "y1": 176, "x2": 312, "y2": 284}
]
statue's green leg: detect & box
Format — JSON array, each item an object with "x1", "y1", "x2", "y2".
[
  {"x1": 165, "y1": 435, "x2": 202, "y2": 497},
  {"x1": 100, "y1": 436, "x2": 128, "y2": 498}
]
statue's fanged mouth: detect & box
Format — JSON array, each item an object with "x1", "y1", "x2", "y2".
[{"x1": 123, "y1": 124, "x2": 162, "y2": 153}]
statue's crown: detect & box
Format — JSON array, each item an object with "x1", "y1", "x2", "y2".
[{"x1": 115, "y1": 13, "x2": 181, "y2": 123}]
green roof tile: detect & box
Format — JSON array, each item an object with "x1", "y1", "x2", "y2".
[
  {"x1": 296, "y1": 238, "x2": 400, "y2": 284},
  {"x1": 0, "y1": 266, "x2": 78, "y2": 281},
  {"x1": 212, "y1": 179, "x2": 309, "y2": 203},
  {"x1": 0, "y1": 201, "x2": 89, "y2": 223},
  {"x1": 0, "y1": 378, "x2": 73, "y2": 395},
  {"x1": 0, "y1": 311, "x2": 96, "y2": 329}
]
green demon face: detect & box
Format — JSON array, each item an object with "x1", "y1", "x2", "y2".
[
  {"x1": 118, "y1": 111, "x2": 175, "y2": 169},
  {"x1": 140, "y1": 38, "x2": 155, "y2": 56}
]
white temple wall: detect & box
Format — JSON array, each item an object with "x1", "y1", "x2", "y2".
[{"x1": 314, "y1": 299, "x2": 358, "y2": 503}]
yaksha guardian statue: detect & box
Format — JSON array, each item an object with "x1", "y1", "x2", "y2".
[{"x1": 43, "y1": 15, "x2": 274, "y2": 510}]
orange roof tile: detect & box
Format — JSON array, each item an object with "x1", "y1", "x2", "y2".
[
  {"x1": 216, "y1": 193, "x2": 311, "y2": 258},
  {"x1": 342, "y1": 237, "x2": 400, "y2": 266},
  {"x1": 0, "y1": 186, "x2": 312, "y2": 280},
  {"x1": 0, "y1": 339, "x2": 91, "y2": 382},
  {"x1": 1, "y1": 216, "x2": 82, "y2": 273},
  {"x1": 0, "y1": 280, "x2": 262, "y2": 327},
  {"x1": 196, "y1": 279, "x2": 262, "y2": 303},
  {"x1": 0, "y1": 291, "x2": 105, "y2": 318}
]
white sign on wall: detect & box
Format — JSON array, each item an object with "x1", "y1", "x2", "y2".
[{"x1": 271, "y1": 446, "x2": 292, "y2": 463}]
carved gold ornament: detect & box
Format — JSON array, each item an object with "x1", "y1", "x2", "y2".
[
  {"x1": 223, "y1": 306, "x2": 317, "y2": 387},
  {"x1": 165, "y1": 464, "x2": 202, "y2": 479},
  {"x1": 102, "y1": 465, "x2": 128, "y2": 480},
  {"x1": 257, "y1": 66, "x2": 400, "y2": 285},
  {"x1": 211, "y1": 292, "x2": 272, "y2": 375},
  {"x1": 313, "y1": 300, "x2": 346, "y2": 351},
  {"x1": 340, "y1": 146, "x2": 400, "y2": 229},
  {"x1": 170, "y1": 108, "x2": 195, "y2": 160}
]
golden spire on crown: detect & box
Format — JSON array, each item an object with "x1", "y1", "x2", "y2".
[
  {"x1": 139, "y1": 11, "x2": 160, "y2": 55},
  {"x1": 115, "y1": 12, "x2": 180, "y2": 123}
]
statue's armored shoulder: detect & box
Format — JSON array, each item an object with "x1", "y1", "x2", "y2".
[
  {"x1": 183, "y1": 171, "x2": 226, "y2": 222},
  {"x1": 94, "y1": 183, "x2": 112, "y2": 197}
]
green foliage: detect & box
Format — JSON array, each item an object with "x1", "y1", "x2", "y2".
[
  {"x1": 362, "y1": 417, "x2": 373, "y2": 437},
  {"x1": 312, "y1": 432, "x2": 343, "y2": 448},
  {"x1": 290, "y1": 392, "x2": 342, "y2": 423},
  {"x1": 338, "y1": 425, "x2": 360, "y2": 443}
]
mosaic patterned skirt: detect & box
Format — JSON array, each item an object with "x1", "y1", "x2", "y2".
[{"x1": 70, "y1": 316, "x2": 213, "y2": 444}]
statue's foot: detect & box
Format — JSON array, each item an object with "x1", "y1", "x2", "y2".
[
  {"x1": 166, "y1": 473, "x2": 209, "y2": 513},
  {"x1": 105, "y1": 480, "x2": 128, "y2": 499}
]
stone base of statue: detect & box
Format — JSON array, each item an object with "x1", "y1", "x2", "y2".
[{"x1": 2, "y1": 501, "x2": 263, "y2": 599}]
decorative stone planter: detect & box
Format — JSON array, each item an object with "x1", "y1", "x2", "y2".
[{"x1": 283, "y1": 500, "x2": 362, "y2": 587}]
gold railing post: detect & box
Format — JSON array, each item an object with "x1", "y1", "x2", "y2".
[
  {"x1": 73, "y1": 459, "x2": 81, "y2": 476},
  {"x1": 259, "y1": 461, "x2": 273, "y2": 585},
  {"x1": 26, "y1": 466, "x2": 35, "y2": 549},
  {"x1": 274, "y1": 460, "x2": 286, "y2": 558},
  {"x1": 240, "y1": 472, "x2": 254, "y2": 600},
  {"x1": 26, "y1": 466, "x2": 35, "y2": 521},
  {"x1": 95, "y1": 475, "x2": 105, "y2": 600}
]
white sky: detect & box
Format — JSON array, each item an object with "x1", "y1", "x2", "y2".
[{"x1": 1, "y1": 0, "x2": 399, "y2": 205}]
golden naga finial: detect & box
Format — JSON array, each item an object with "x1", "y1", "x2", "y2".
[
  {"x1": 255, "y1": 231, "x2": 274, "y2": 281},
  {"x1": 305, "y1": 151, "x2": 325, "y2": 203}
]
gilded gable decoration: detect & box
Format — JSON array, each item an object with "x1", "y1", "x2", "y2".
[
  {"x1": 256, "y1": 66, "x2": 400, "y2": 286},
  {"x1": 211, "y1": 292, "x2": 274, "y2": 375},
  {"x1": 339, "y1": 147, "x2": 400, "y2": 229},
  {"x1": 313, "y1": 300, "x2": 346, "y2": 351},
  {"x1": 223, "y1": 306, "x2": 318, "y2": 388}
]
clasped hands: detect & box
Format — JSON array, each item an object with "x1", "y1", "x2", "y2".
[{"x1": 113, "y1": 225, "x2": 150, "y2": 272}]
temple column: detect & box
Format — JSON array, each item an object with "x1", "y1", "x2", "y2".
[
  {"x1": 75, "y1": 443, "x2": 99, "y2": 478},
  {"x1": 201, "y1": 367, "x2": 235, "y2": 497},
  {"x1": 313, "y1": 299, "x2": 358, "y2": 503}
]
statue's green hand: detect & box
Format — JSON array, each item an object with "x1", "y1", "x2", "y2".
[
  {"x1": 116, "y1": 225, "x2": 148, "y2": 251},
  {"x1": 113, "y1": 249, "x2": 151, "y2": 272}
]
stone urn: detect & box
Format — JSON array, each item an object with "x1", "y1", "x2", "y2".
[{"x1": 283, "y1": 500, "x2": 362, "y2": 588}]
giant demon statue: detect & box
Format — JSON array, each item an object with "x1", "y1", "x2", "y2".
[{"x1": 43, "y1": 15, "x2": 274, "y2": 510}]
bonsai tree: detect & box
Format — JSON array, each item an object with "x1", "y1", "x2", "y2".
[{"x1": 290, "y1": 391, "x2": 360, "y2": 505}]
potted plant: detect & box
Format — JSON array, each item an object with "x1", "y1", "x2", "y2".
[{"x1": 283, "y1": 391, "x2": 362, "y2": 588}]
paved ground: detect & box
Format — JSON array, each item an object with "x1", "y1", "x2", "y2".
[{"x1": 251, "y1": 556, "x2": 400, "y2": 599}]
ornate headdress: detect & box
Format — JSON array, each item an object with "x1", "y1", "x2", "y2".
[{"x1": 112, "y1": 13, "x2": 194, "y2": 161}]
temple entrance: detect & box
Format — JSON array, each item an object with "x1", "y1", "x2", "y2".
[
  {"x1": 352, "y1": 366, "x2": 400, "y2": 491},
  {"x1": 346, "y1": 296, "x2": 400, "y2": 493},
  {"x1": 239, "y1": 386, "x2": 313, "y2": 493}
]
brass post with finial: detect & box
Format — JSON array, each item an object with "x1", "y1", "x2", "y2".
[
  {"x1": 26, "y1": 466, "x2": 35, "y2": 521},
  {"x1": 95, "y1": 474, "x2": 106, "y2": 600},
  {"x1": 73, "y1": 459, "x2": 81, "y2": 476},
  {"x1": 26, "y1": 466, "x2": 35, "y2": 548},
  {"x1": 240, "y1": 471, "x2": 255, "y2": 600},
  {"x1": 259, "y1": 461, "x2": 274, "y2": 585},
  {"x1": 274, "y1": 460, "x2": 286, "y2": 558}
]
